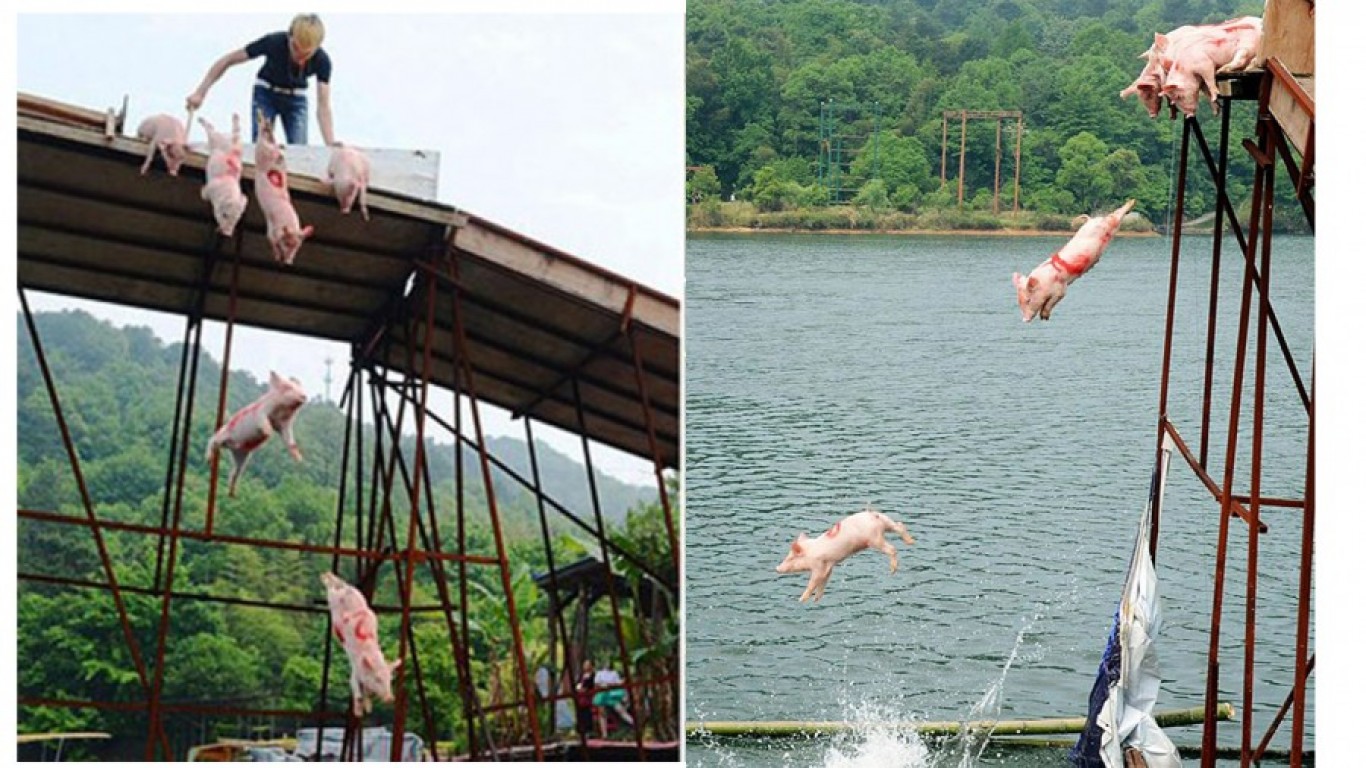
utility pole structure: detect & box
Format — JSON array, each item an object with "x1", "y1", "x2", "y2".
[{"x1": 941, "y1": 110, "x2": 1024, "y2": 211}]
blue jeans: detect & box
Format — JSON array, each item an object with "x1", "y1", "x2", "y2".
[{"x1": 252, "y1": 86, "x2": 308, "y2": 145}]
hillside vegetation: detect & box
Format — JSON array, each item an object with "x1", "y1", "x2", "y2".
[
  {"x1": 686, "y1": 0, "x2": 1310, "y2": 233},
  {"x1": 17, "y1": 309, "x2": 676, "y2": 758}
]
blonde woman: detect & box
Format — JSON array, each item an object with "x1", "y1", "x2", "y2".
[{"x1": 186, "y1": 14, "x2": 336, "y2": 146}]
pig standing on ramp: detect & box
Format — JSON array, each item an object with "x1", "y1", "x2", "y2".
[
  {"x1": 776, "y1": 506, "x2": 916, "y2": 604},
  {"x1": 136, "y1": 113, "x2": 190, "y2": 176}
]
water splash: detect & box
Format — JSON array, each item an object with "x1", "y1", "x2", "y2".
[
  {"x1": 948, "y1": 613, "x2": 1036, "y2": 768},
  {"x1": 820, "y1": 699, "x2": 931, "y2": 768}
]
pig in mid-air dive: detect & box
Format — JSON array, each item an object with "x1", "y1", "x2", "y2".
[
  {"x1": 321, "y1": 572, "x2": 402, "y2": 716},
  {"x1": 198, "y1": 114, "x2": 248, "y2": 237},
  {"x1": 253, "y1": 109, "x2": 314, "y2": 265},
  {"x1": 326, "y1": 142, "x2": 372, "y2": 221},
  {"x1": 205, "y1": 371, "x2": 307, "y2": 497},
  {"x1": 775, "y1": 506, "x2": 917, "y2": 604},
  {"x1": 136, "y1": 114, "x2": 190, "y2": 176},
  {"x1": 1013, "y1": 199, "x2": 1135, "y2": 323}
]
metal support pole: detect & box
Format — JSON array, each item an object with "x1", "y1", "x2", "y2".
[
  {"x1": 1201, "y1": 107, "x2": 1270, "y2": 768},
  {"x1": 1290, "y1": 365, "x2": 1314, "y2": 768},
  {"x1": 994, "y1": 117, "x2": 1002, "y2": 215},
  {"x1": 17, "y1": 290, "x2": 162, "y2": 755},
  {"x1": 940, "y1": 112, "x2": 948, "y2": 187},
  {"x1": 1014, "y1": 116, "x2": 1023, "y2": 213},
  {"x1": 524, "y1": 420, "x2": 576, "y2": 739},
  {"x1": 957, "y1": 110, "x2": 967, "y2": 208},
  {"x1": 1240, "y1": 115, "x2": 1277, "y2": 767},
  {"x1": 449, "y1": 253, "x2": 545, "y2": 759},
  {"x1": 1151, "y1": 116, "x2": 1190, "y2": 564},
  {"x1": 389, "y1": 272, "x2": 438, "y2": 760},
  {"x1": 1199, "y1": 100, "x2": 1233, "y2": 470},
  {"x1": 571, "y1": 377, "x2": 647, "y2": 760},
  {"x1": 205, "y1": 239, "x2": 244, "y2": 535}
]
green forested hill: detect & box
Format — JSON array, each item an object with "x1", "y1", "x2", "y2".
[
  {"x1": 16, "y1": 309, "x2": 673, "y2": 758},
  {"x1": 17, "y1": 309, "x2": 654, "y2": 534},
  {"x1": 687, "y1": 0, "x2": 1306, "y2": 230}
]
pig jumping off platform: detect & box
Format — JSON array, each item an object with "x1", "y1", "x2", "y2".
[
  {"x1": 198, "y1": 114, "x2": 248, "y2": 237},
  {"x1": 321, "y1": 572, "x2": 402, "y2": 716},
  {"x1": 1012, "y1": 199, "x2": 1136, "y2": 323},
  {"x1": 136, "y1": 113, "x2": 190, "y2": 176},
  {"x1": 326, "y1": 142, "x2": 371, "y2": 221},
  {"x1": 776, "y1": 507, "x2": 917, "y2": 604},
  {"x1": 205, "y1": 371, "x2": 307, "y2": 497},
  {"x1": 254, "y1": 109, "x2": 314, "y2": 265}
]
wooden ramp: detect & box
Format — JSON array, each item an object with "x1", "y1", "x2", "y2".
[{"x1": 17, "y1": 92, "x2": 679, "y2": 466}]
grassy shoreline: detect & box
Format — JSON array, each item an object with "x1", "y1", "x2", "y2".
[
  {"x1": 686, "y1": 201, "x2": 1159, "y2": 237},
  {"x1": 689, "y1": 225, "x2": 1161, "y2": 237}
]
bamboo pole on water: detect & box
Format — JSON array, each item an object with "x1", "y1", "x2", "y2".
[{"x1": 686, "y1": 702, "x2": 1235, "y2": 739}]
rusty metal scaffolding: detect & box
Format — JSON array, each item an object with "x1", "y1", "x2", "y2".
[
  {"x1": 17, "y1": 98, "x2": 680, "y2": 762},
  {"x1": 1150, "y1": 60, "x2": 1313, "y2": 768}
]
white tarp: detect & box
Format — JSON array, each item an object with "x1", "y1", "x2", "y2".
[{"x1": 1098, "y1": 434, "x2": 1181, "y2": 768}]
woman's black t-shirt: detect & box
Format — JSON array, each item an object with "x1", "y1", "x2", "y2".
[{"x1": 246, "y1": 31, "x2": 332, "y2": 90}]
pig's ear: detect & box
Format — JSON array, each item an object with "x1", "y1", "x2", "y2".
[
  {"x1": 1012, "y1": 272, "x2": 1023, "y2": 289},
  {"x1": 269, "y1": 371, "x2": 282, "y2": 387},
  {"x1": 361, "y1": 656, "x2": 375, "y2": 670},
  {"x1": 1154, "y1": 33, "x2": 1166, "y2": 48},
  {"x1": 790, "y1": 540, "x2": 804, "y2": 554},
  {"x1": 1027, "y1": 276, "x2": 1039, "y2": 290},
  {"x1": 389, "y1": 658, "x2": 403, "y2": 673},
  {"x1": 1161, "y1": 83, "x2": 1178, "y2": 95}
]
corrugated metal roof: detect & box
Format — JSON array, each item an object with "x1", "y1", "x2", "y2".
[{"x1": 17, "y1": 95, "x2": 678, "y2": 468}]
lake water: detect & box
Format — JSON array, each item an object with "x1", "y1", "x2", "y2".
[{"x1": 683, "y1": 232, "x2": 1315, "y2": 767}]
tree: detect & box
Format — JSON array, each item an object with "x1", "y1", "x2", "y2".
[
  {"x1": 687, "y1": 165, "x2": 722, "y2": 203},
  {"x1": 1056, "y1": 132, "x2": 1114, "y2": 212}
]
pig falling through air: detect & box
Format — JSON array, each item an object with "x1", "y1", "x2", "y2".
[
  {"x1": 775, "y1": 506, "x2": 917, "y2": 603},
  {"x1": 205, "y1": 371, "x2": 307, "y2": 497},
  {"x1": 321, "y1": 572, "x2": 402, "y2": 716},
  {"x1": 253, "y1": 109, "x2": 314, "y2": 265},
  {"x1": 326, "y1": 142, "x2": 372, "y2": 221},
  {"x1": 198, "y1": 114, "x2": 248, "y2": 237},
  {"x1": 136, "y1": 114, "x2": 190, "y2": 176},
  {"x1": 1012, "y1": 199, "x2": 1136, "y2": 323}
]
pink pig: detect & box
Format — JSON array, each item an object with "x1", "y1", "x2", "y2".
[
  {"x1": 198, "y1": 114, "x2": 248, "y2": 237},
  {"x1": 253, "y1": 110, "x2": 314, "y2": 265},
  {"x1": 1119, "y1": 52, "x2": 1167, "y2": 118},
  {"x1": 326, "y1": 143, "x2": 372, "y2": 221},
  {"x1": 205, "y1": 371, "x2": 307, "y2": 497},
  {"x1": 1013, "y1": 199, "x2": 1135, "y2": 322},
  {"x1": 1157, "y1": 17, "x2": 1262, "y2": 117},
  {"x1": 321, "y1": 572, "x2": 402, "y2": 716},
  {"x1": 136, "y1": 114, "x2": 190, "y2": 176},
  {"x1": 775, "y1": 507, "x2": 916, "y2": 603}
]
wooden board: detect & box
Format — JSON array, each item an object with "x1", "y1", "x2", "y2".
[
  {"x1": 1263, "y1": 0, "x2": 1315, "y2": 75},
  {"x1": 1269, "y1": 74, "x2": 1314, "y2": 158}
]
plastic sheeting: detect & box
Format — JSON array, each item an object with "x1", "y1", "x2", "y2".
[{"x1": 1071, "y1": 434, "x2": 1180, "y2": 767}]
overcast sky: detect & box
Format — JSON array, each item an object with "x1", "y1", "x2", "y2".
[{"x1": 10, "y1": 6, "x2": 683, "y2": 485}]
